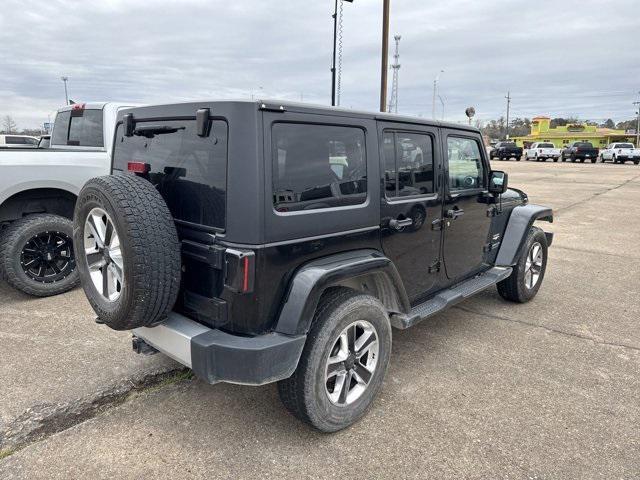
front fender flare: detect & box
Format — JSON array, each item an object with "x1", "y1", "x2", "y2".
[
  {"x1": 495, "y1": 204, "x2": 553, "y2": 267},
  {"x1": 275, "y1": 249, "x2": 410, "y2": 336}
]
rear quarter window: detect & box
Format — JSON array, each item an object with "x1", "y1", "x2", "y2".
[{"x1": 271, "y1": 123, "x2": 367, "y2": 212}]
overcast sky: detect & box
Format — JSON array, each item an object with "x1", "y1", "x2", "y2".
[{"x1": 1, "y1": 0, "x2": 638, "y2": 129}]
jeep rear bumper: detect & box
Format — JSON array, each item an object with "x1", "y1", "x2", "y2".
[{"x1": 133, "y1": 312, "x2": 306, "y2": 386}]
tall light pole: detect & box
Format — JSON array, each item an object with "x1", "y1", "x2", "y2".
[
  {"x1": 633, "y1": 92, "x2": 640, "y2": 146},
  {"x1": 61, "y1": 76, "x2": 69, "y2": 106},
  {"x1": 379, "y1": 0, "x2": 390, "y2": 112},
  {"x1": 438, "y1": 94, "x2": 445, "y2": 120},
  {"x1": 431, "y1": 70, "x2": 444, "y2": 119},
  {"x1": 331, "y1": 0, "x2": 353, "y2": 106},
  {"x1": 505, "y1": 90, "x2": 511, "y2": 139}
]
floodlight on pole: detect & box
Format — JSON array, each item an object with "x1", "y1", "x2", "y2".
[{"x1": 61, "y1": 76, "x2": 69, "y2": 106}]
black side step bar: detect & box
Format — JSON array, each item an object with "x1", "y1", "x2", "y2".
[{"x1": 390, "y1": 267, "x2": 512, "y2": 329}]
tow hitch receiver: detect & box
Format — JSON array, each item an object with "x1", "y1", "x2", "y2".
[{"x1": 132, "y1": 336, "x2": 159, "y2": 355}]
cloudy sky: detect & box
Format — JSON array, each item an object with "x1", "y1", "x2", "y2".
[{"x1": 1, "y1": 0, "x2": 638, "y2": 129}]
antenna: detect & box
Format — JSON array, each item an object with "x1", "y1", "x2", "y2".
[{"x1": 388, "y1": 35, "x2": 401, "y2": 113}]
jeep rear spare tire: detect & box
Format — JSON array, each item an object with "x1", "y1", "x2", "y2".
[{"x1": 73, "y1": 174, "x2": 181, "y2": 330}]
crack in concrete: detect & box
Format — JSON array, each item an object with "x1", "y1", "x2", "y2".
[
  {"x1": 551, "y1": 244, "x2": 640, "y2": 261},
  {"x1": 0, "y1": 368, "x2": 190, "y2": 459},
  {"x1": 454, "y1": 305, "x2": 640, "y2": 353},
  {"x1": 554, "y1": 174, "x2": 640, "y2": 216}
]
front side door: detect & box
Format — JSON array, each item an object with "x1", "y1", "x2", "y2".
[
  {"x1": 378, "y1": 122, "x2": 443, "y2": 301},
  {"x1": 441, "y1": 131, "x2": 493, "y2": 281}
]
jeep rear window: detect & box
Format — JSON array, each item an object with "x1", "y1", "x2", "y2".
[
  {"x1": 272, "y1": 123, "x2": 367, "y2": 212},
  {"x1": 113, "y1": 119, "x2": 228, "y2": 230}
]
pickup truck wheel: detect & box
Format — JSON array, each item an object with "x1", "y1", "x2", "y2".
[
  {"x1": 497, "y1": 226, "x2": 548, "y2": 303},
  {"x1": 590, "y1": 158, "x2": 597, "y2": 164},
  {"x1": 73, "y1": 175, "x2": 181, "y2": 330},
  {"x1": 277, "y1": 289, "x2": 392, "y2": 432},
  {"x1": 0, "y1": 214, "x2": 78, "y2": 297},
  {"x1": 634, "y1": 160, "x2": 639, "y2": 165}
]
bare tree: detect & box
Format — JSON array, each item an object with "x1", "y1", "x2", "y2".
[{"x1": 2, "y1": 115, "x2": 17, "y2": 134}]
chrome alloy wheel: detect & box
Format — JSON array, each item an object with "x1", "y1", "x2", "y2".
[
  {"x1": 84, "y1": 208, "x2": 124, "y2": 301},
  {"x1": 325, "y1": 320, "x2": 379, "y2": 406},
  {"x1": 524, "y1": 241, "x2": 544, "y2": 290}
]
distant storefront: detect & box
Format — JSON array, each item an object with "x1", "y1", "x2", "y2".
[{"x1": 513, "y1": 116, "x2": 636, "y2": 149}]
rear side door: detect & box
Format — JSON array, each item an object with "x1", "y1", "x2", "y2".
[
  {"x1": 378, "y1": 122, "x2": 443, "y2": 301},
  {"x1": 441, "y1": 130, "x2": 493, "y2": 281}
]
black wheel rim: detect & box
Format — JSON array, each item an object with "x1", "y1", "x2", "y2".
[{"x1": 20, "y1": 231, "x2": 75, "y2": 283}]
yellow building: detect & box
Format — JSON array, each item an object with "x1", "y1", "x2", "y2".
[{"x1": 513, "y1": 116, "x2": 635, "y2": 149}]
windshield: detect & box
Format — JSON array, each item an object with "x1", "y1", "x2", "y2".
[
  {"x1": 576, "y1": 142, "x2": 593, "y2": 148},
  {"x1": 538, "y1": 143, "x2": 554, "y2": 148},
  {"x1": 615, "y1": 144, "x2": 633, "y2": 149},
  {"x1": 501, "y1": 142, "x2": 516, "y2": 147},
  {"x1": 113, "y1": 119, "x2": 228, "y2": 230}
]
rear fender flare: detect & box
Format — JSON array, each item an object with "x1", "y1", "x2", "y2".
[
  {"x1": 495, "y1": 204, "x2": 553, "y2": 267},
  {"x1": 275, "y1": 249, "x2": 410, "y2": 336}
]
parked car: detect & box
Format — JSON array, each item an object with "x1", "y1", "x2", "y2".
[
  {"x1": 0, "y1": 134, "x2": 39, "y2": 148},
  {"x1": 73, "y1": 100, "x2": 553, "y2": 432},
  {"x1": 489, "y1": 141, "x2": 523, "y2": 161},
  {"x1": 524, "y1": 142, "x2": 561, "y2": 162},
  {"x1": 0, "y1": 102, "x2": 135, "y2": 296},
  {"x1": 560, "y1": 141, "x2": 599, "y2": 163},
  {"x1": 599, "y1": 142, "x2": 640, "y2": 164}
]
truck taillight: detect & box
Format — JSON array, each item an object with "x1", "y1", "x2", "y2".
[
  {"x1": 224, "y1": 249, "x2": 255, "y2": 294},
  {"x1": 127, "y1": 162, "x2": 150, "y2": 174}
]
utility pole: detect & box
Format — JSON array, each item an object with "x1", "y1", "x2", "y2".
[
  {"x1": 379, "y1": 0, "x2": 390, "y2": 112},
  {"x1": 634, "y1": 93, "x2": 640, "y2": 146},
  {"x1": 331, "y1": 0, "x2": 353, "y2": 107},
  {"x1": 432, "y1": 70, "x2": 444, "y2": 119},
  {"x1": 505, "y1": 90, "x2": 511, "y2": 139},
  {"x1": 61, "y1": 76, "x2": 69, "y2": 106},
  {"x1": 388, "y1": 35, "x2": 401, "y2": 113}
]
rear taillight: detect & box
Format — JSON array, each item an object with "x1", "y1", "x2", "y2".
[
  {"x1": 127, "y1": 162, "x2": 150, "y2": 174},
  {"x1": 224, "y1": 249, "x2": 255, "y2": 294}
]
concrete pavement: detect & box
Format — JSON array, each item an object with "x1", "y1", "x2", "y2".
[{"x1": 1, "y1": 161, "x2": 639, "y2": 478}]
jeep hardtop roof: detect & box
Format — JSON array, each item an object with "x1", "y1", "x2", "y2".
[{"x1": 116, "y1": 99, "x2": 479, "y2": 133}]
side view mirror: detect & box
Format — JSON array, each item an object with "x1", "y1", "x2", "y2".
[{"x1": 489, "y1": 170, "x2": 508, "y2": 194}]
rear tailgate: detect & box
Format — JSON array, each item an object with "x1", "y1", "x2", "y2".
[{"x1": 111, "y1": 116, "x2": 231, "y2": 327}]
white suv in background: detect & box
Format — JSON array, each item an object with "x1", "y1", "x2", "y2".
[
  {"x1": 0, "y1": 134, "x2": 39, "y2": 148},
  {"x1": 600, "y1": 143, "x2": 640, "y2": 164},
  {"x1": 525, "y1": 142, "x2": 561, "y2": 162}
]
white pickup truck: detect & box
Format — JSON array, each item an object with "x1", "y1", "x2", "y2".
[
  {"x1": 0, "y1": 102, "x2": 134, "y2": 296},
  {"x1": 599, "y1": 142, "x2": 640, "y2": 165},
  {"x1": 524, "y1": 142, "x2": 562, "y2": 162}
]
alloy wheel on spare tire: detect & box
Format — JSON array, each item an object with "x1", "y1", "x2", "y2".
[
  {"x1": 0, "y1": 214, "x2": 79, "y2": 297},
  {"x1": 73, "y1": 174, "x2": 181, "y2": 330}
]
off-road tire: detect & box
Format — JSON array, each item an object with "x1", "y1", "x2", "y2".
[
  {"x1": 277, "y1": 288, "x2": 392, "y2": 432},
  {"x1": 0, "y1": 214, "x2": 79, "y2": 297},
  {"x1": 497, "y1": 226, "x2": 548, "y2": 303},
  {"x1": 73, "y1": 174, "x2": 181, "y2": 330}
]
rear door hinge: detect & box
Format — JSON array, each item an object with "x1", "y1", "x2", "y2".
[
  {"x1": 181, "y1": 240, "x2": 225, "y2": 269},
  {"x1": 428, "y1": 260, "x2": 441, "y2": 274}
]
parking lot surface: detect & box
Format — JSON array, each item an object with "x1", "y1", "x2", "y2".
[{"x1": 1, "y1": 161, "x2": 639, "y2": 479}]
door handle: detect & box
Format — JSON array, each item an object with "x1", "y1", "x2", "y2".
[
  {"x1": 445, "y1": 208, "x2": 465, "y2": 219},
  {"x1": 389, "y1": 218, "x2": 413, "y2": 230}
]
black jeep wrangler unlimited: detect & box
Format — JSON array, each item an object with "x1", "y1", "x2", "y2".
[{"x1": 73, "y1": 100, "x2": 553, "y2": 432}]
